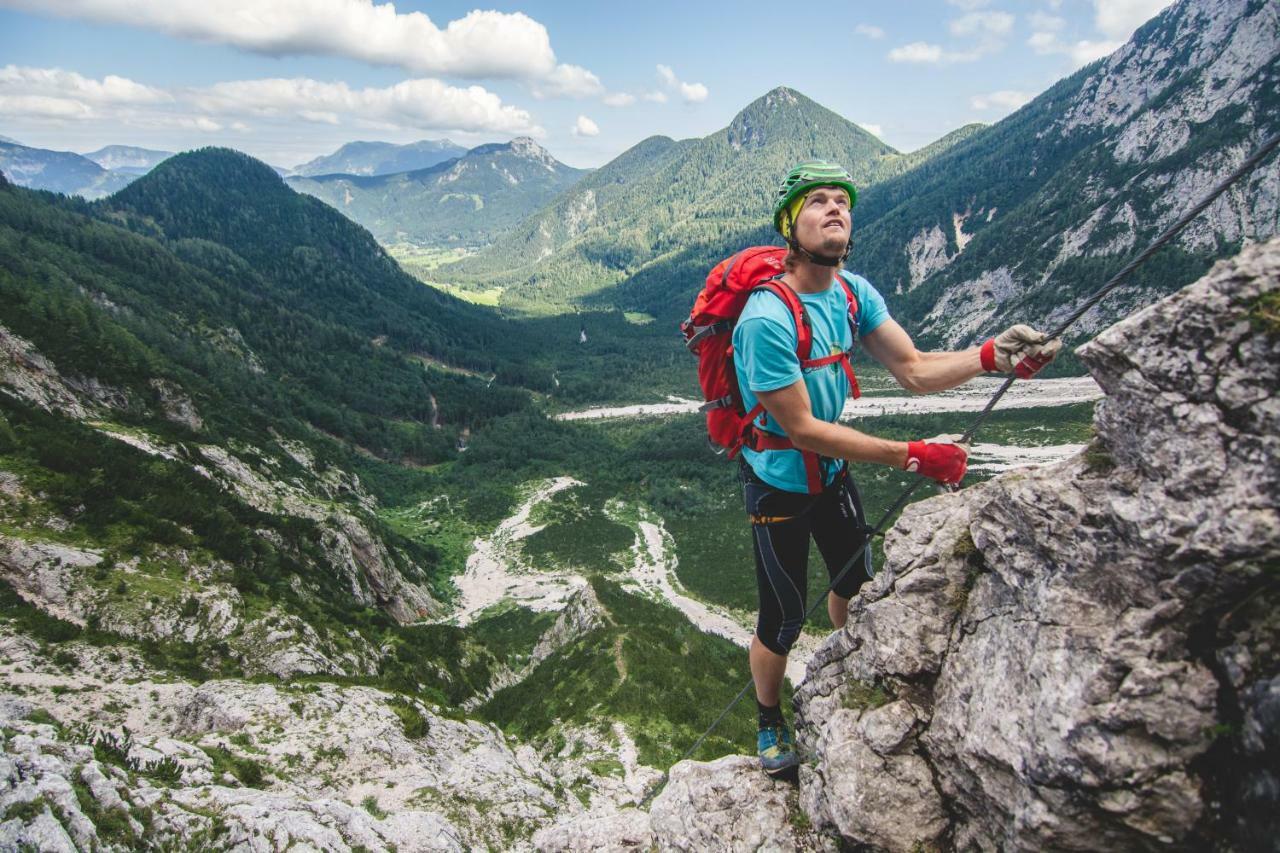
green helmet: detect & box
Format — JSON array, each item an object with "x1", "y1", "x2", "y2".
[{"x1": 773, "y1": 160, "x2": 858, "y2": 237}]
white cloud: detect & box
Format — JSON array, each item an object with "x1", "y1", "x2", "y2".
[
  {"x1": 888, "y1": 42, "x2": 945, "y2": 63},
  {"x1": 0, "y1": 65, "x2": 168, "y2": 106},
  {"x1": 0, "y1": 94, "x2": 94, "y2": 119},
  {"x1": 642, "y1": 91, "x2": 668, "y2": 104},
  {"x1": 1028, "y1": 12, "x2": 1065, "y2": 32},
  {"x1": 946, "y1": 0, "x2": 991, "y2": 8},
  {"x1": 192, "y1": 77, "x2": 540, "y2": 135},
  {"x1": 949, "y1": 11, "x2": 1013, "y2": 37},
  {"x1": 0, "y1": 65, "x2": 541, "y2": 138},
  {"x1": 1094, "y1": 0, "x2": 1173, "y2": 39},
  {"x1": 857, "y1": 122, "x2": 883, "y2": 138},
  {"x1": 970, "y1": 89, "x2": 1032, "y2": 111},
  {"x1": 854, "y1": 23, "x2": 885, "y2": 39},
  {"x1": 655, "y1": 64, "x2": 708, "y2": 103},
  {"x1": 602, "y1": 92, "x2": 635, "y2": 107},
  {"x1": 1028, "y1": 0, "x2": 1169, "y2": 68},
  {"x1": 5, "y1": 0, "x2": 603, "y2": 100},
  {"x1": 890, "y1": 10, "x2": 1011, "y2": 66},
  {"x1": 571, "y1": 115, "x2": 599, "y2": 137},
  {"x1": 1027, "y1": 31, "x2": 1122, "y2": 66},
  {"x1": 531, "y1": 63, "x2": 604, "y2": 99}
]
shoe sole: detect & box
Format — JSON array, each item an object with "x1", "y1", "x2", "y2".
[{"x1": 763, "y1": 763, "x2": 799, "y2": 782}]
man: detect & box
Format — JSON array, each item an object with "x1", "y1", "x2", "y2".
[{"x1": 735, "y1": 161, "x2": 1060, "y2": 777}]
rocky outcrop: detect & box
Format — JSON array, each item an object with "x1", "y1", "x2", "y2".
[
  {"x1": 0, "y1": 628, "x2": 596, "y2": 850},
  {"x1": 0, "y1": 325, "x2": 132, "y2": 419},
  {"x1": 535, "y1": 757, "x2": 834, "y2": 853},
  {"x1": 794, "y1": 237, "x2": 1280, "y2": 849},
  {"x1": 540, "y1": 239, "x2": 1279, "y2": 852},
  {"x1": 530, "y1": 583, "x2": 609, "y2": 666}
]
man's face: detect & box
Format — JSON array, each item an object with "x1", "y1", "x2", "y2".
[{"x1": 792, "y1": 186, "x2": 851, "y2": 256}]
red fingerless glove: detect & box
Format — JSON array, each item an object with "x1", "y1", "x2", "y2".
[
  {"x1": 904, "y1": 440, "x2": 968, "y2": 485},
  {"x1": 980, "y1": 338, "x2": 998, "y2": 372}
]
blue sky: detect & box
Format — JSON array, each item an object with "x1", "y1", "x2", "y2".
[{"x1": 0, "y1": 0, "x2": 1172, "y2": 169}]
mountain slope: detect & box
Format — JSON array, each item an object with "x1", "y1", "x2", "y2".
[
  {"x1": 0, "y1": 141, "x2": 136, "y2": 199},
  {"x1": 83, "y1": 145, "x2": 173, "y2": 175},
  {"x1": 287, "y1": 138, "x2": 587, "y2": 248},
  {"x1": 607, "y1": 0, "x2": 1277, "y2": 347},
  {"x1": 441, "y1": 88, "x2": 906, "y2": 309},
  {"x1": 845, "y1": 0, "x2": 1279, "y2": 345},
  {"x1": 291, "y1": 138, "x2": 467, "y2": 178}
]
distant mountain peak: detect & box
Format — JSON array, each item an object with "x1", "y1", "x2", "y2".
[
  {"x1": 291, "y1": 138, "x2": 467, "y2": 177},
  {"x1": 467, "y1": 137, "x2": 558, "y2": 169},
  {"x1": 726, "y1": 87, "x2": 829, "y2": 150},
  {"x1": 764, "y1": 86, "x2": 800, "y2": 106}
]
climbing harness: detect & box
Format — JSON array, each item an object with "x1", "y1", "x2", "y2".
[{"x1": 639, "y1": 129, "x2": 1280, "y2": 808}]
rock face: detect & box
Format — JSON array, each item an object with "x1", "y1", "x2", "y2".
[{"x1": 795, "y1": 237, "x2": 1280, "y2": 850}]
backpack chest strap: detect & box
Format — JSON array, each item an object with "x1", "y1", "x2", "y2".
[{"x1": 799, "y1": 351, "x2": 861, "y2": 399}]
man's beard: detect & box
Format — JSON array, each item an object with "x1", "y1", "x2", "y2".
[{"x1": 816, "y1": 231, "x2": 847, "y2": 256}]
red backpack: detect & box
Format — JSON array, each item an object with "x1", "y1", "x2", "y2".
[{"x1": 681, "y1": 246, "x2": 862, "y2": 494}]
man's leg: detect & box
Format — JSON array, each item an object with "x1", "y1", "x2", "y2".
[
  {"x1": 744, "y1": 474, "x2": 814, "y2": 777},
  {"x1": 750, "y1": 634, "x2": 788, "y2": 706},
  {"x1": 814, "y1": 470, "x2": 873, "y2": 632},
  {"x1": 827, "y1": 592, "x2": 850, "y2": 630}
]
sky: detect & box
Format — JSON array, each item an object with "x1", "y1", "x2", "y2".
[{"x1": 0, "y1": 0, "x2": 1175, "y2": 170}]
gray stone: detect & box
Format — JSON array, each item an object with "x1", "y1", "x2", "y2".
[{"x1": 794, "y1": 236, "x2": 1280, "y2": 850}]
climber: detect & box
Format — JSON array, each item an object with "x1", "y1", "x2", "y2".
[{"x1": 737, "y1": 161, "x2": 1061, "y2": 778}]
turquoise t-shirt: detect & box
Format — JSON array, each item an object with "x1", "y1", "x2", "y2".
[{"x1": 733, "y1": 271, "x2": 890, "y2": 492}]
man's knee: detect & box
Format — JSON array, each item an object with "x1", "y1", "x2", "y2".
[{"x1": 757, "y1": 619, "x2": 802, "y2": 656}]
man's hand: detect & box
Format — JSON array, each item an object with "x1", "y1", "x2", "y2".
[
  {"x1": 981, "y1": 325, "x2": 1063, "y2": 379},
  {"x1": 904, "y1": 435, "x2": 969, "y2": 485}
]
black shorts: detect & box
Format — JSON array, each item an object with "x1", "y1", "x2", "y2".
[{"x1": 741, "y1": 460, "x2": 874, "y2": 655}]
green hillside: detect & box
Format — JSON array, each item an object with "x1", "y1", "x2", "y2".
[
  {"x1": 287, "y1": 138, "x2": 587, "y2": 249},
  {"x1": 439, "y1": 87, "x2": 912, "y2": 310}
]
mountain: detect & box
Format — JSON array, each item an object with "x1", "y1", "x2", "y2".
[
  {"x1": 286, "y1": 137, "x2": 588, "y2": 249},
  {"x1": 0, "y1": 140, "x2": 136, "y2": 199},
  {"x1": 613, "y1": 0, "x2": 1279, "y2": 348},
  {"x1": 439, "y1": 87, "x2": 948, "y2": 310},
  {"x1": 291, "y1": 138, "x2": 468, "y2": 178},
  {"x1": 103, "y1": 147, "x2": 545, "y2": 399},
  {"x1": 842, "y1": 0, "x2": 1280, "y2": 349},
  {"x1": 0, "y1": 134, "x2": 19, "y2": 144},
  {"x1": 82, "y1": 144, "x2": 174, "y2": 175}
]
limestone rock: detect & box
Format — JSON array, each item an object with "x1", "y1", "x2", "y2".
[
  {"x1": 795, "y1": 236, "x2": 1280, "y2": 849},
  {"x1": 530, "y1": 582, "x2": 608, "y2": 665},
  {"x1": 533, "y1": 807, "x2": 653, "y2": 852},
  {"x1": 648, "y1": 755, "x2": 832, "y2": 852}
]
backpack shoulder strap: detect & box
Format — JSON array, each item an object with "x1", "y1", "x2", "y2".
[
  {"x1": 835, "y1": 271, "x2": 860, "y2": 340},
  {"x1": 751, "y1": 278, "x2": 813, "y2": 361}
]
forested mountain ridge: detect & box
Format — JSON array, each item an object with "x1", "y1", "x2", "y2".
[
  {"x1": 439, "y1": 87, "x2": 921, "y2": 309},
  {"x1": 607, "y1": 0, "x2": 1278, "y2": 349},
  {"x1": 286, "y1": 137, "x2": 587, "y2": 249}
]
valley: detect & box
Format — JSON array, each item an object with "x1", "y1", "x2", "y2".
[{"x1": 1, "y1": 0, "x2": 1276, "y2": 846}]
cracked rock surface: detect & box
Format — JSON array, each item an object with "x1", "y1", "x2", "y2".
[{"x1": 795, "y1": 236, "x2": 1280, "y2": 850}]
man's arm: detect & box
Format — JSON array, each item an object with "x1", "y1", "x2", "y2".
[
  {"x1": 859, "y1": 318, "x2": 983, "y2": 394},
  {"x1": 755, "y1": 380, "x2": 907, "y2": 467}
]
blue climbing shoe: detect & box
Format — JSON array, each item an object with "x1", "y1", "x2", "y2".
[{"x1": 757, "y1": 723, "x2": 799, "y2": 778}]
